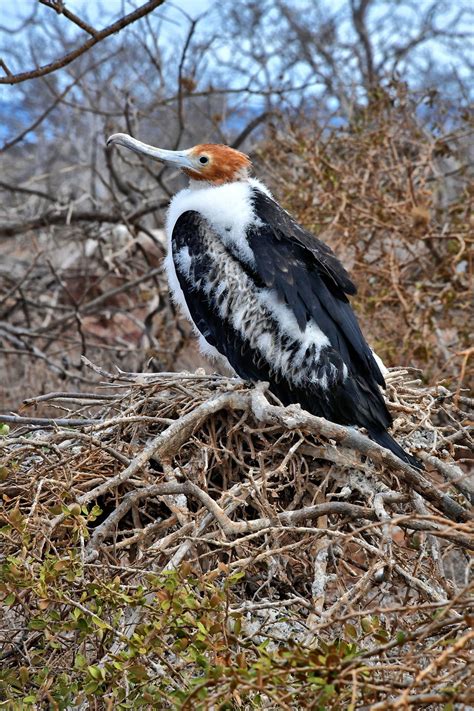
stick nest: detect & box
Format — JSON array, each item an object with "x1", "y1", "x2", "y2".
[{"x1": 0, "y1": 365, "x2": 472, "y2": 709}]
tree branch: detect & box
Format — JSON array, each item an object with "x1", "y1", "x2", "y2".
[{"x1": 0, "y1": 0, "x2": 166, "y2": 85}]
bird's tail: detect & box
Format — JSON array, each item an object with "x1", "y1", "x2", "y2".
[{"x1": 368, "y1": 429, "x2": 423, "y2": 470}]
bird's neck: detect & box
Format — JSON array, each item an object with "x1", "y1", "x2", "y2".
[
  {"x1": 187, "y1": 167, "x2": 252, "y2": 191},
  {"x1": 186, "y1": 176, "x2": 273, "y2": 199},
  {"x1": 187, "y1": 178, "x2": 244, "y2": 191}
]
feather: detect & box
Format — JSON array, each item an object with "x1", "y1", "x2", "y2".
[
  {"x1": 248, "y1": 189, "x2": 386, "y2": 387},
  {"x1": 169, "y1": 192, "x2": 419, "y2": 468}
]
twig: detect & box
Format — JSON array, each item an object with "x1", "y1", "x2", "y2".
[
  {"x1": 0, "y1": 414, "x2": 101, "y2": 427},
  {"x1": 0, "y1": 0, "x2": 167, "y2": 85}
]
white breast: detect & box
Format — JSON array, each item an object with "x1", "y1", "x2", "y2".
[
  {"x1": 166, "y1": 178, "x2": 271, "y2": 262},
  {"x1": 164, "y1": 178, "x2": 271, "y2": 362}
]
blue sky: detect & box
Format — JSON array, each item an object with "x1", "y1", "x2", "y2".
[
  {"x1": 1, "y1": 0, "x2": 213, "y2": 31},
  {"x1": 0, "y1": 0, "x2": 216, "y2": 82},
  {"x1": 2, "y1": 0, "x2": 470, "y2": 82},
  {"x1": 0, "y1": 0, "x2": 471, "y2": 139}
]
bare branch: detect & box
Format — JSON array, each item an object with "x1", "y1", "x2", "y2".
[
  {"x1": 0, "y1": 0, "x2": 166, "y2": 85},
  {"x1": 38, "y1": 0, "x2": 99, "y2": 38}
]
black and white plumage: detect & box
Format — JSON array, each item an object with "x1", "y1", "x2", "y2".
[{"x1": 107, "y1": 134, "x2": 419, "y2": 468}]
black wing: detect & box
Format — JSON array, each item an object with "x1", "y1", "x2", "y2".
[
  {"x1": 171, "y1": 210, "x2": 282, "y2": 385},
  {"x1": 248, "y1": 188, "x2": 385, "y2": 387},
  {"x1": 171, "y1": 206, "x2": 424, "y2": 469}
]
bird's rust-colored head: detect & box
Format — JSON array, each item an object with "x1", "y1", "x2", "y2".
[
  {"x1": 107, "y1": 133, "x2": 251, "y2": 185},
  {"x1": 184, "y1": 143, "x2": 251, "y2": 184}
]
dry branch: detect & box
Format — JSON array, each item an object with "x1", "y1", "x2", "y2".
[
  {"x1": 0, "y1": 0, "x2": 166, "y2": 85},
  {"x1": 0, "y1": 366, "x2": 472, "y2": 706}
]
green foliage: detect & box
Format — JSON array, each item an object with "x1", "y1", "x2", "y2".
[{"x1": 0, "y1": 553, "x2": 400, "y2": 709}]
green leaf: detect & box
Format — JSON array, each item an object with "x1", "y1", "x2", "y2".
[
  {"x1": 344, "y1": 623, "x2": 358, "y2": 639},
  {"x1": 28, "y1": 618, "x2": 47, "y2": 630},
  {"x1": 83, "y1": 680, "x2": 100, "y2": 695},
  {"x1": 361, "y1": 617, "x2": 373, "y2": 633},
  {"x1": 92, "y1": 616, "x2": 109, "y2": 630},
  {"x1": 371, "y1": 615, "x2": 381, "y2": 629},
  {"x1": 87, "y1": 665, "x2": 105, "y2": 681},
  {"x1": 225, "y1": 571, "x2": 245, "y2": 587},
  {"x1": 74, "y1": 653, "x2": 87, "y2": 669},
  {"x1": 232, "y1": 615, "x2": 242, "y2": 636}
]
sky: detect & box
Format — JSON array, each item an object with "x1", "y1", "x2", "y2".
[
  {"x1": 0, "y1": 0, "x2": 215, "y2": 109},
  {"x1": 0, "y1": 0, "x2": 214, "y2": 32},
  {"x1": 0, "y1": 0, "x2": 217, "y2": 82},
  {"x1": 0, "y1": 0, "x2": 471, "y2": 138},
  {"x1": 2, "y1": 0, "x2": 470, "y2": 82}
]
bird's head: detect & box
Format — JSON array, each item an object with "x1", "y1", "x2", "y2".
[{"x1": 107, "y1": 133, "x2": 251, "y2": 185}]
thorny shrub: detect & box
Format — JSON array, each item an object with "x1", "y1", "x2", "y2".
[
  {"x1": 0, "y1": 370, "x2": 472, "y2": 709},
  {"x1": 257, "y1": 86, "x2": 473, "y2": 390}
]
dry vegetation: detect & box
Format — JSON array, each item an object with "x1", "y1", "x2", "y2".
[
  {"x1": 1, "y1": 1, "x2": 473, "y2": 709},
  {"x1": 1, "y1": 91, "x2": 472, "y2": 412},
  {"x1": 0, "y1": 364, "x2": 472, "y2": 708},
  {"x1": 257, "y1": 89, "x2": 473, "y2": 390}
]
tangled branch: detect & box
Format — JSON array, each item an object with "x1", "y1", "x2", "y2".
[
  {"x1": 0, "y1": 364, "x2": 472, "y2": 706},
  {"x1": 0, "y1": 0, "x2": 166, "y2": 85}
]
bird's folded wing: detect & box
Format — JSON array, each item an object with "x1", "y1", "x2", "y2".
[
  {"x1": 171, "y1": 208, "x2": 391, "y2": 430},
  {"x1": 171, "y1": 210, "x2": 274, "y2": 383},
  {"x1": 247, "y1": 189, "x2": 385, "y2": 387}
]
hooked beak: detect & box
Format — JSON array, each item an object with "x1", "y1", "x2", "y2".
[{"x1": 106, "y1": 133, "x2": 194, "y2": 169}]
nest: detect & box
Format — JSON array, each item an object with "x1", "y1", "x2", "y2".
[{"x1": 0, "y1": 364, "x2": 472, "y2": 708}]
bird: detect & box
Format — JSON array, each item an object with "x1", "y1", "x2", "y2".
[{"x1": 107, "y1": 132, "x2": 420, "y2": 468}]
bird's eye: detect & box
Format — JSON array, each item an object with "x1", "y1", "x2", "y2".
[{"x1": 199, "y1": 156, "x2": 209, "y2": 164}]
